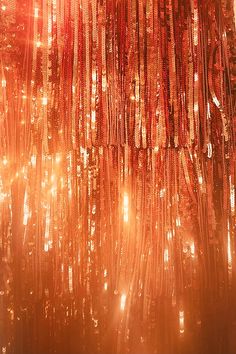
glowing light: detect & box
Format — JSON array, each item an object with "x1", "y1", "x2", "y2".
[
  {"x1": 0, "y1": 3, "x2": 234, "y2": 352},
  {"x1": 0, "y1": 193, "x2": 6, "y2": 203},
  {"x1": 120, "y1": 294, "x2": 126, "y2": 311},
  {"x1": 167, "y1": 230, "x2": 173, "y2": 240},
  {"x1": 92, "y1": 70, "x2": 96, "y2": 82},
  {"x1": 91, "y1": 110, "x2": 96, "y2": 123},
  {"x1": 207, "y1": 142, "x2": 212, "y2": 158},
  {"x1": 123, "y1": 192, "x2": 129, "y2": 222},
  {"x1": 34, "y1": 7, "x2": 39, "y2": 18},
  {"x1": 55, "y1": 153, "x2": 61, "y2": 163},
  {"x1": 198, "y1": 176, "x2": 203, "y2": 185},
  {"x1": 164, "y1": 248, "x2": 169, "y2": 263},
  {"x1": 42, "y1": 97, "x2": 48, "y2": 106},
  {"x1": 23, "y1": 192, "x2": 30, "y2": 226},
  {"x1": 102, "y1": 73, "x2": 107, "y2": 92},
  {"x1": 69, "y1": 266, "x2": 73, "y2": 293},
  {"x1": 44, "y1": 243, "x2": 49, "y2": 252},
  {"x1": 31, "y1": 155, "x2": 36, "y2": 167},
  {"x1": 179, "y1": 310, "x2": 185, "y2": 334},
  {"x1": 176, "y1": 216, "x2": 181, "y2": 227},
  {"x1": 190, "y1": 242, "x2": 195, "y2": 257},
  {"x1": 230, "y1": 176, "x2": 235, "y2": 214},
  {"x1": 160, "y1": 188, "x2": 166, "y2": 198}
]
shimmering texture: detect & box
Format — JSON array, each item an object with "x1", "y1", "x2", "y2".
[{"x1": 0, "y1": 1, "x2": 236, "y2": 354}]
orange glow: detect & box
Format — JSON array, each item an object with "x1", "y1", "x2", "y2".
[
  {"x1": 120, "y1": 294, "x2": 126, "y2": 311},
  {"x1": 179, "y1": 310, "x2": 185, "y2": 334},
  {"x1": 0, "y1": 1, "x2": 235, "y2": 353},
  {"x1": 123, "y1": 193, "x2": 129, "y2": 223}
]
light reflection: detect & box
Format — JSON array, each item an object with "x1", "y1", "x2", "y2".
[
  {"x1": 42, "y1": 97, "x2": 48, "y2": 106},
  {"x1": 34, "y1": 7, "x2": 39, "y2": 18},
  {"x1": 227, "y1": 220, "x2": 232, "y2": 276},
  {"x1": 23, "y1": 191, "x2": 30, "y2": 226},
  {"x1": 69, "y1": 266, "x2": 73, "y2": 293},
  {"x1": 123, "y1": 192, "x2": 129, "y2": 223},
  {"x1": 190, "y1": 242, "x2": 195, "y2": 258},
  {"x1": 207, "y1": 142, "x2": 212, "y2": 158},
  {"x1": 179, "y1": 310, "x2": 185, "y2": 334},
  {"x1": 120, "y1": 294, "x2": 126, "y2": 311},
  {"x1": 230, "y1": 176, "x2": 235, "y2": 214},
  {"x1": 164, "y1": 248, "x2": 169, "y2": 263}
]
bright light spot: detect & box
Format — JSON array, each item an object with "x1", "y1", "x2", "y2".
[
  {"x1": 123, "y1": 193, "x2": 129, "y2": 222},
  {"x1": 34, "y1": 7, "x2": 39, "y2": 18},
  {"x1": 207, "y1": 143, "x2": 212, "y2": 158},
  {"x1": 160, "y1": 188, "x2": 166, "y2": 198},
  {"x1": 69, "y1": 266, "x2": 73, "y2": 293},
  {"x1": 164, "y1": 248, "x2": 169, "y2": 263},
  {"x1": 207, "y1": 103, "x2": 211, "y2": 118},
  {"x1": 120, "y1": 294, "x2": 126, "y2": 311},
  {"x1": 194, "y1": 73, "x2": 198, "y2": 82},
  {"x1": 0, "y1": 193, "x2": 6, "y2": 202},
  {"x1": 31, "y1": 155, "x2": 36, "y2": 167},
  {"x1": 23, "y1": 192, "x2": 30, "y2": 225},
  {"x1": 91, "y1": 110, "x2": 96, "y2": 123},
  {"x1": 179, "y1": 310, "x2": 185, "y2": 334},
  {"x1": 213, "y1": 96, "x2": 220, "y2": 108},
  {"x1": 55, "y1": 153, "x2": 61, "y2": 163},
  {"x1": 2, "y1": 157, "x2": 7, "y2": 166},
  {"x1": 176, "y1": 216, "x2": 181, "y2": 227},
  {"x1": 42, "y1": 97, "x2": 48, "y2": 106},
  {"x1": 104, "y1": 282, "x2": 108, "y2": 291},
  {"x1": 230, "y1": 176, "x2": 235, "y2": 214},
  {"x1": 1, "y1": 79, "x2": 6, "y2": 87},
  {"x1": 102, "y1": 74, "x2": 107, "y2": 92},
  {"x1": 44, "y1": 243, "x2": 49, "y2": 252},
  {"x1": 198, "y1": 176, "x2": 203, "y2": 185},
  {"x1": 190, "y1": 242, "x2": 195, "y2": 257},
  {"x1": 36, "y1": 41, "x2": 41, "y2": 48},
  {"x1": 92, "y1": 70, "x2": 96, "y2": 82},
  {"x1": 1, "y1": 5, "x2": 6, "y2": 11},
  {"x1": 167, "y1": 230, "x2": 172, "y2": 240},
  {"x1": 50, "y1": 187, "x2": 57, "y2": 197}
]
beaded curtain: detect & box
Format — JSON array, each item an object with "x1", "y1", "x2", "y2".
[{"x1": 0, "y1": 0, "x2": 236, "y2": 353}]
